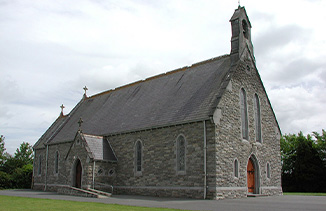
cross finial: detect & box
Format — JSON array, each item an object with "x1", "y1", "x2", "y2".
[
  {"x1": 78, "y1": 117, "x2": 83, "y2": 130},
  {"x1": 83, "y1": 86, "x2": 88, "y2": 95},
  {"x1": 238, "y1": 0, "x2": 241, "y2": 7},
  {"x1": 60, "y1": 104, "x2": 65, "y2": 116}
]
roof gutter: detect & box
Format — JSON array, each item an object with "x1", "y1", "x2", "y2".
[{"x1": 105, "y1": 118, "x2": 211, "y2": 137}]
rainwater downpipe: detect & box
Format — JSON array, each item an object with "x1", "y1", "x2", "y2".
[
  {"x1": 45, "y1": 144, "x2": 49, "y2": 191},
  {"x1": 203, "y1": 120, "x2": 207, "y2": 199},
  {"x1": 92, "y1": 161, "x2": 95, "y2": 189}
]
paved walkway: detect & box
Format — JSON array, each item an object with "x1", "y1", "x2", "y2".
[{"x1": 1, "y1": 189, "x2": 326, "y2": 211}]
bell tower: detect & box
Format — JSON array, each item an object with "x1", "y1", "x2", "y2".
[{"x1": 230, "y1": 6, "x2": 255, "y2": 65}]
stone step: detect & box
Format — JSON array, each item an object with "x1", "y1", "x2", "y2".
[
  {"x1": 247, "y1": 194, "x2": 268, "y2": 197},
  {"x1": 58, "y1": 186, "x2": 109, "y2": 198},
  {"x1": 86, "y1": 188, "x2": 112, "y2": 197}
]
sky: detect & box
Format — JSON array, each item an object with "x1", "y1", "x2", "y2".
[{"x1": 0, "y1": 0, "x2": 325, "y2": 154}]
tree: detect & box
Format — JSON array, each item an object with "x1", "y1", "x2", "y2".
[
  {"x1": 0, "y1": 140, "x2": 34, "y2": 189},
  {"x1": 294, "y1": 134, "x2": 325, "y2": 192},
  {"x1": 281, "y1": 131, "x2": 326, "y2": 192},
  {"x1": 14, "y1": 142, "x2": 33, "y2": 166},
  {"x1": 312, "y1": 129, "x2": 326, "y2": 164},
  {"x1": 0, "y1": 135, "x2": 5, "y2": 167}
]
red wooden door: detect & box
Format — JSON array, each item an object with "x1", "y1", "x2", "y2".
[
  {"x1": 247, "y1": 159, "x2": 255, "y2": 193},
  {"x1": 75, "y1": 160, "x2": 82, "y2": 188}
]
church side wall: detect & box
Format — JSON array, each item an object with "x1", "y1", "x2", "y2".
[
  {"x1": 46, "y1": 142, "x2": 82, "y2": 191},
  {"x1": 33, "y1": 140, "x2": 117, "y2": 192},
  {"x1": 33, "y1": 142, "x2": 80, "y2": 191},
  {"x1": 108, "y1": 121, "x2": 215, "y2": 199},
  {"x1": 213, "y1": 58, "x2": 282, "y2": 199},
  {"x1": 33, "y1": 148, "x2": 46, "y2": 190}
]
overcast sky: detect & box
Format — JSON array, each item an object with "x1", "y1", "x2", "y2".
[{"x1": 1, "y1": 0, "x2": 325, "y2": 154}]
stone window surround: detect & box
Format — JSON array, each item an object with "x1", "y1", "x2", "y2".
[
  {"x1": 134, "y1": 139, "x2": 143, "y2": 176},
  {"x1": 38, "y1": 155, "x2": 42, "y2": 176},
  {"x1": 254, "y1": 93, "x2": 262, "y2": 143},
  {"x1": 54, "y1": 151, "x2": 59, "y2": 175},
  {"x1": 266, "y1": 162, "x2": 271, "y2": 179},
  {"x1": 108, "y1": 168, "x2": 115, "y2": 177},
  {"x1": 240, "y1": 87, "x2": 249, "y2": 141},
  {"x1": 242, "y1": 19, "x2": 249, "y2": 39},
  {"x1": 176, "y1": 134, "x2": 187, "y2": 175},
  {"x1": 234, "y1": 158, "x2": 239, "y2": 178}
]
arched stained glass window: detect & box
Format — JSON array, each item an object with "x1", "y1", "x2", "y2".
[
  {"x1": 254, "y1": 94, "x2": 262, "y2": 142},
  {"x1": 267, "y1": 163, "x2": 271, "y2": 179},
  {"x1": 55, "y1": 151, "x2": 59, "y2": 174},
  {"x1": 234, "y1": 159, "x2": 239, "y2": 178},
  {"x1": 38, "y1": 155, "x2": 42, "y2": 175},
  {"x1": 135, "y1": 141, "x2": 142, "y2": 172},
  {"x1": 177, "y1": 135, "x2": 186, "y2": 172},
  {"x1": 240, "y1": 88, "x2": 248, "y2": 140}
]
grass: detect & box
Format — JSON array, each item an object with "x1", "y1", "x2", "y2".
[
  {"x1": 0, "y1": 195, "x2": 184, "y2": 211},
  {"x1": 283, "y1": 192, "x2": 326, "y2": 196}
]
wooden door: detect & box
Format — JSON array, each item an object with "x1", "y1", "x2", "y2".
[
  {"x1": 75, "y1": 160, "x2": 82, "y2": 188},
  {"x1": 247, "y1": 159, "x2": 255, "y2": 193}
]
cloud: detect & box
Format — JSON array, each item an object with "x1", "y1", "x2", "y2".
[
  {"x1": 0, "y1": 0, "x2": 325, "y2": 154},
  {"x1": 270, "y1": 85, "x2": 326, "y2": 135},
  {"x1": 254, "y1": 24, "x2": 308, "y2": 57},
  {"x1": 264, "y1": 58, "x2": 325, "y2": 88}
]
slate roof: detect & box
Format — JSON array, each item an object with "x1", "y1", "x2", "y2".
[
  {"x1": 83, "y1": 134, "x2": 117, "y2": 162},
  {"x1": 40, "y1": 54, "x2": 232, "y2": 145},
  {"x1": 34, "y1": 115, "x2": 67, "y2": 149}
]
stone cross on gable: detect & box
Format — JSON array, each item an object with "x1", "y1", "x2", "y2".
[
  {"x1": 60, "y1": 104, "x2": 65, "y2": 113},
  {"x1": 60, "y1": 104, "x2": 65, "y2": 117},
  {"x1": 83, "y1": 86, "x2": 88, "y2": 97},
  {"x1": 78, "y1": 117, "x2": 83, "y2": 131}
]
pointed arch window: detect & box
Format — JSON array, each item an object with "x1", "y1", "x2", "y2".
[
  {"x1": 242, "y1": 20, "x2": 249, "y2": 39},
  {"x1": 234, "y1": 159, "x2": 239, "y2": 178},
  {"x1": 38, "y1": 155, "x2": 42, "y2": 175},
  {"x1": 266, "y1": 163, "x2": 271, "y2": 179},
  {"x1": 254, "y1": 94, "x2": 262, "y2": 142},
  {"x1": 55, "y1": 151, "x2": 59, "y2": 174},
  {"x1": 177, "y1": 135, "x2": 186, "y2": 173},
  {"x1": 240, "y1": 88, "x2": 248, "y2": 140},
  {"x1": 135, "y1": 140, "x2": 142, "y2": 173}
]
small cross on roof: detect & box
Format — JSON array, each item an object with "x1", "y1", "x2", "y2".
[
  {"x1": 60, "y1": 104, "x2": 65, "y2": 116},
  {"x1": 83, "y1": 86, "x2": 88, "y2": 95},
  {"x1": 60, "y1": 104, "x2": 65, "y2": 112},
  {"x1": 78, "y1": 117, "x2": 83, "y2": 131}
]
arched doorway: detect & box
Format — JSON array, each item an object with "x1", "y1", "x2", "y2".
[
  {"x1": 74, "y1": 159, "x2": 82, "y2": 188},
  {"x1": 247, "y1": 156, "x2": 260, "y2": 194},
  {"x1": 247, "y1": 159, "x2": 255, "y2": 193}
]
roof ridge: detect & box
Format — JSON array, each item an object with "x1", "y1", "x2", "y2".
[
  {"x1": 88, "y1": 54, "x2": 229, "y2": 100},
  {"x1": 190, "y1": 54, "x2": 229, "y2": 67},
  {"x1": 83, "y1": 134, "x2": 103, "y2": 139}
]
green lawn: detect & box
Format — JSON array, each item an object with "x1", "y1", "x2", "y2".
[
  {"x1": 0, "y1": 195, "x2": 184, "y2": 211},
  {"x1": 283, "y1": 192, "x2": 326, "y2": 196}
]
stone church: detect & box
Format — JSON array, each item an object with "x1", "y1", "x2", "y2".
[{"x1": 33, "y1": 6, "x2": 283, "y2": 199}]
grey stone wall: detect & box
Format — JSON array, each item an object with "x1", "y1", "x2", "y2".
[
  {"x1": 107, "y1": 121, "x2": 213, "y2": 199},
  {"x1": 33, "y1": 121, "x2": 213, "y2": 199},
  {"x1": 33, "y1": 148, "x2": 46, "y2": 190},
  {"x1": 212, "y1": 55, "x2": 282, "y2": 199},
  {"x1": 46, "y1": 142, "x2": 72, "y2": 188}
]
